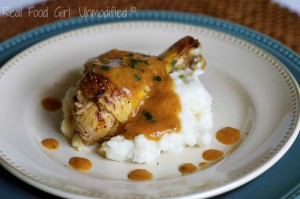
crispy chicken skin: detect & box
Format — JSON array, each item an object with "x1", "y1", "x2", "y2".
[{"x1": 67, "y1": 36, "x2": 206, "y2": 145}]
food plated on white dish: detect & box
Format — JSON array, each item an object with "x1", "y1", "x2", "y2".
[{"x1": 0, "y1": 20, "x2": 299, "y2": 199}]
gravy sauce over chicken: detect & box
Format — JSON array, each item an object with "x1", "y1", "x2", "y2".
[
  {"x1": 84, "y1": 51, "x2": 181, "y2": 141},
  {"x1": 71, "y1": 36, "x2": 204, "y2": 144}
]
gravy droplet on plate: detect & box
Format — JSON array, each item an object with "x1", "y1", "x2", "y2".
[
  {"x1": 202, "y1": 149, "x2": 224, "y2": 161},
  {"x1": 41, "y1": 97, "x2": 62, "y2": 111},
  {"x1": 69, "y1": 157, "x2": 92, "y2": 172},
  {"x1": 178, "y1": 163, "x2": 197, "y2": 174},
  {"x1": 127, "y1": 169, "x2": 153, "y2": 181},
  {"x1": 41, "y1": 138, "x2": 59, "y2": 150},
  {"x1": 199, "y1": 162, "x2": 208, "y2": 168},
  {"x1": 216, "y1": 127, "x2": 241, "y2": 145}
]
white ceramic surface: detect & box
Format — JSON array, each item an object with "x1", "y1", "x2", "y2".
[{"x1": 0, "y1": 22, "x2": 299, "y2": 199}]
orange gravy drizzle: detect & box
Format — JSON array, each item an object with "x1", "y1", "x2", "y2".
[
  {"x1": 179, "y1": 163, "x2": 197, "y2": 174},
  {"x1": 68, "y1": 157, "x2": 92, "y2": 172},
  {"x1": 41, "y1": 138, "x2": 59, "y2": 150},
  {"x1": 199, "y1": 162, "x2": 208, "y2": 168},
  {"x1": 202, "y1": 149, "x2": 224, "y2": 161},
  {"x1": 127, "y1": 169, "x2": 153, "y2": 181},
  {"x1": 85, "y1": 50, "x2": 181, "y2": 140},
  {"x1": 216, "y1": 127, "x2": 241, "y2": 145},
  {"x1": 41, "y1": 97, "x2": 62, "y2": 111}
]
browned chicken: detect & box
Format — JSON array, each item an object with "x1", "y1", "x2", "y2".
[{"x1": 66, "y1": 36, "x2": 206, "y2": 145}]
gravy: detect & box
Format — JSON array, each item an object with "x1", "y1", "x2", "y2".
[
  {"x1": 216, "y1": 127, "x2": 241, "y2": 145},
  {"x1": 127, "y1": 169, "x2": 153, "y2": 181},
  {"x1": 41, "y1": 97, "x2": 61, "y2": 111},
  {"x1": 85, "y1": 50, "x2": 181, "y2": 140},
  {"x1": 178, "y1": 163, "x2": 197, "y2": 174},
  {"x1": 41, "y1": 138, "x2": 59, "y2": 150},
  {"x1": 202, "y1": 149, "x2": 224, "y2": 161},
  {"x1": 69, "y1": 157, "x2": 92, "y2": 172}
]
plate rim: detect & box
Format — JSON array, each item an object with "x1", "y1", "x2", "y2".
[{"x1": 1, "y1": 11, "x2": 300, "y2": 199}]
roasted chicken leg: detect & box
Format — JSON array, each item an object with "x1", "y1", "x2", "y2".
[{"x1": 62, "y1": 36, "x2": 206, "y2": 145}]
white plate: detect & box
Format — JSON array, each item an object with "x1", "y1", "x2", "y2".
[{"x1": 0, "y1": 22, "x2": 299, "y2": 199}]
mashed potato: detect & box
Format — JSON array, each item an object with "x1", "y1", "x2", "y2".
[
  {"x1": 99, "y1": 68, "x2": 213, "y2": 163},
  {"x1": 61, "y1": 68, "x2": 213, "y2": 163}
]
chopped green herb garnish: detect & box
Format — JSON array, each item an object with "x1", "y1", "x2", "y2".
[
  {"x1": 131, "y1": 64, "x2": 136, "y2": 69},
  {"x1": 142, "y1": 111, "x2": 153, "y2": 121},
  {"x1": 92, "y1": 69, "x2": 96, "y2": 74},
  {"x1": 131, "y1": 59, "x2": 149, "y2": 69},
  {"x1": 101, "y1": 65, "x2": 110, "y2": 70},
  {"x1": 179, "y1": 74, "x2": 185, "y2": 79},
  {"x1": 170, "y1": 59, "x2": 177, "y2": 67},
  {"x1": 92, "y1": 64, "x2": 96, "y2": 67},
  {"x1": 153, "y1": 76, "x2": 162, "y2": 82},
  {"x1": 134, "y1": 74, "x2": 142, "y2": 81},
  {"x1": 132, "y1": 59, "x2": 149, "y2": 65}
]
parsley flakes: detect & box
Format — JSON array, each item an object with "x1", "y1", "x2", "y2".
[
  {"x1": 134, "y1": 74, "x2": 142, "y2": 81},
  {"x1": 179, "y1": 74, "x2": 185, "y2": 79},
  {"x1": 142, "y1": 111, "x2": 153, "y2": 121},
  {"x1": 101, "y1": 65, "x2": 110, "y2": 70},
  {"x1": 131, "y1": 59, "x2": 149, "y2": 69},
  {"x1": 153, "y1": 76, "x2": 162, "y2": 82},
  {"x1": 170, "y1": 59, "x2": 177, "y2": 67}
]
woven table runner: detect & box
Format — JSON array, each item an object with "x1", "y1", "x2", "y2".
[{"x1": 0, "y1": 0, "x2": 299, "y2": 54}]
